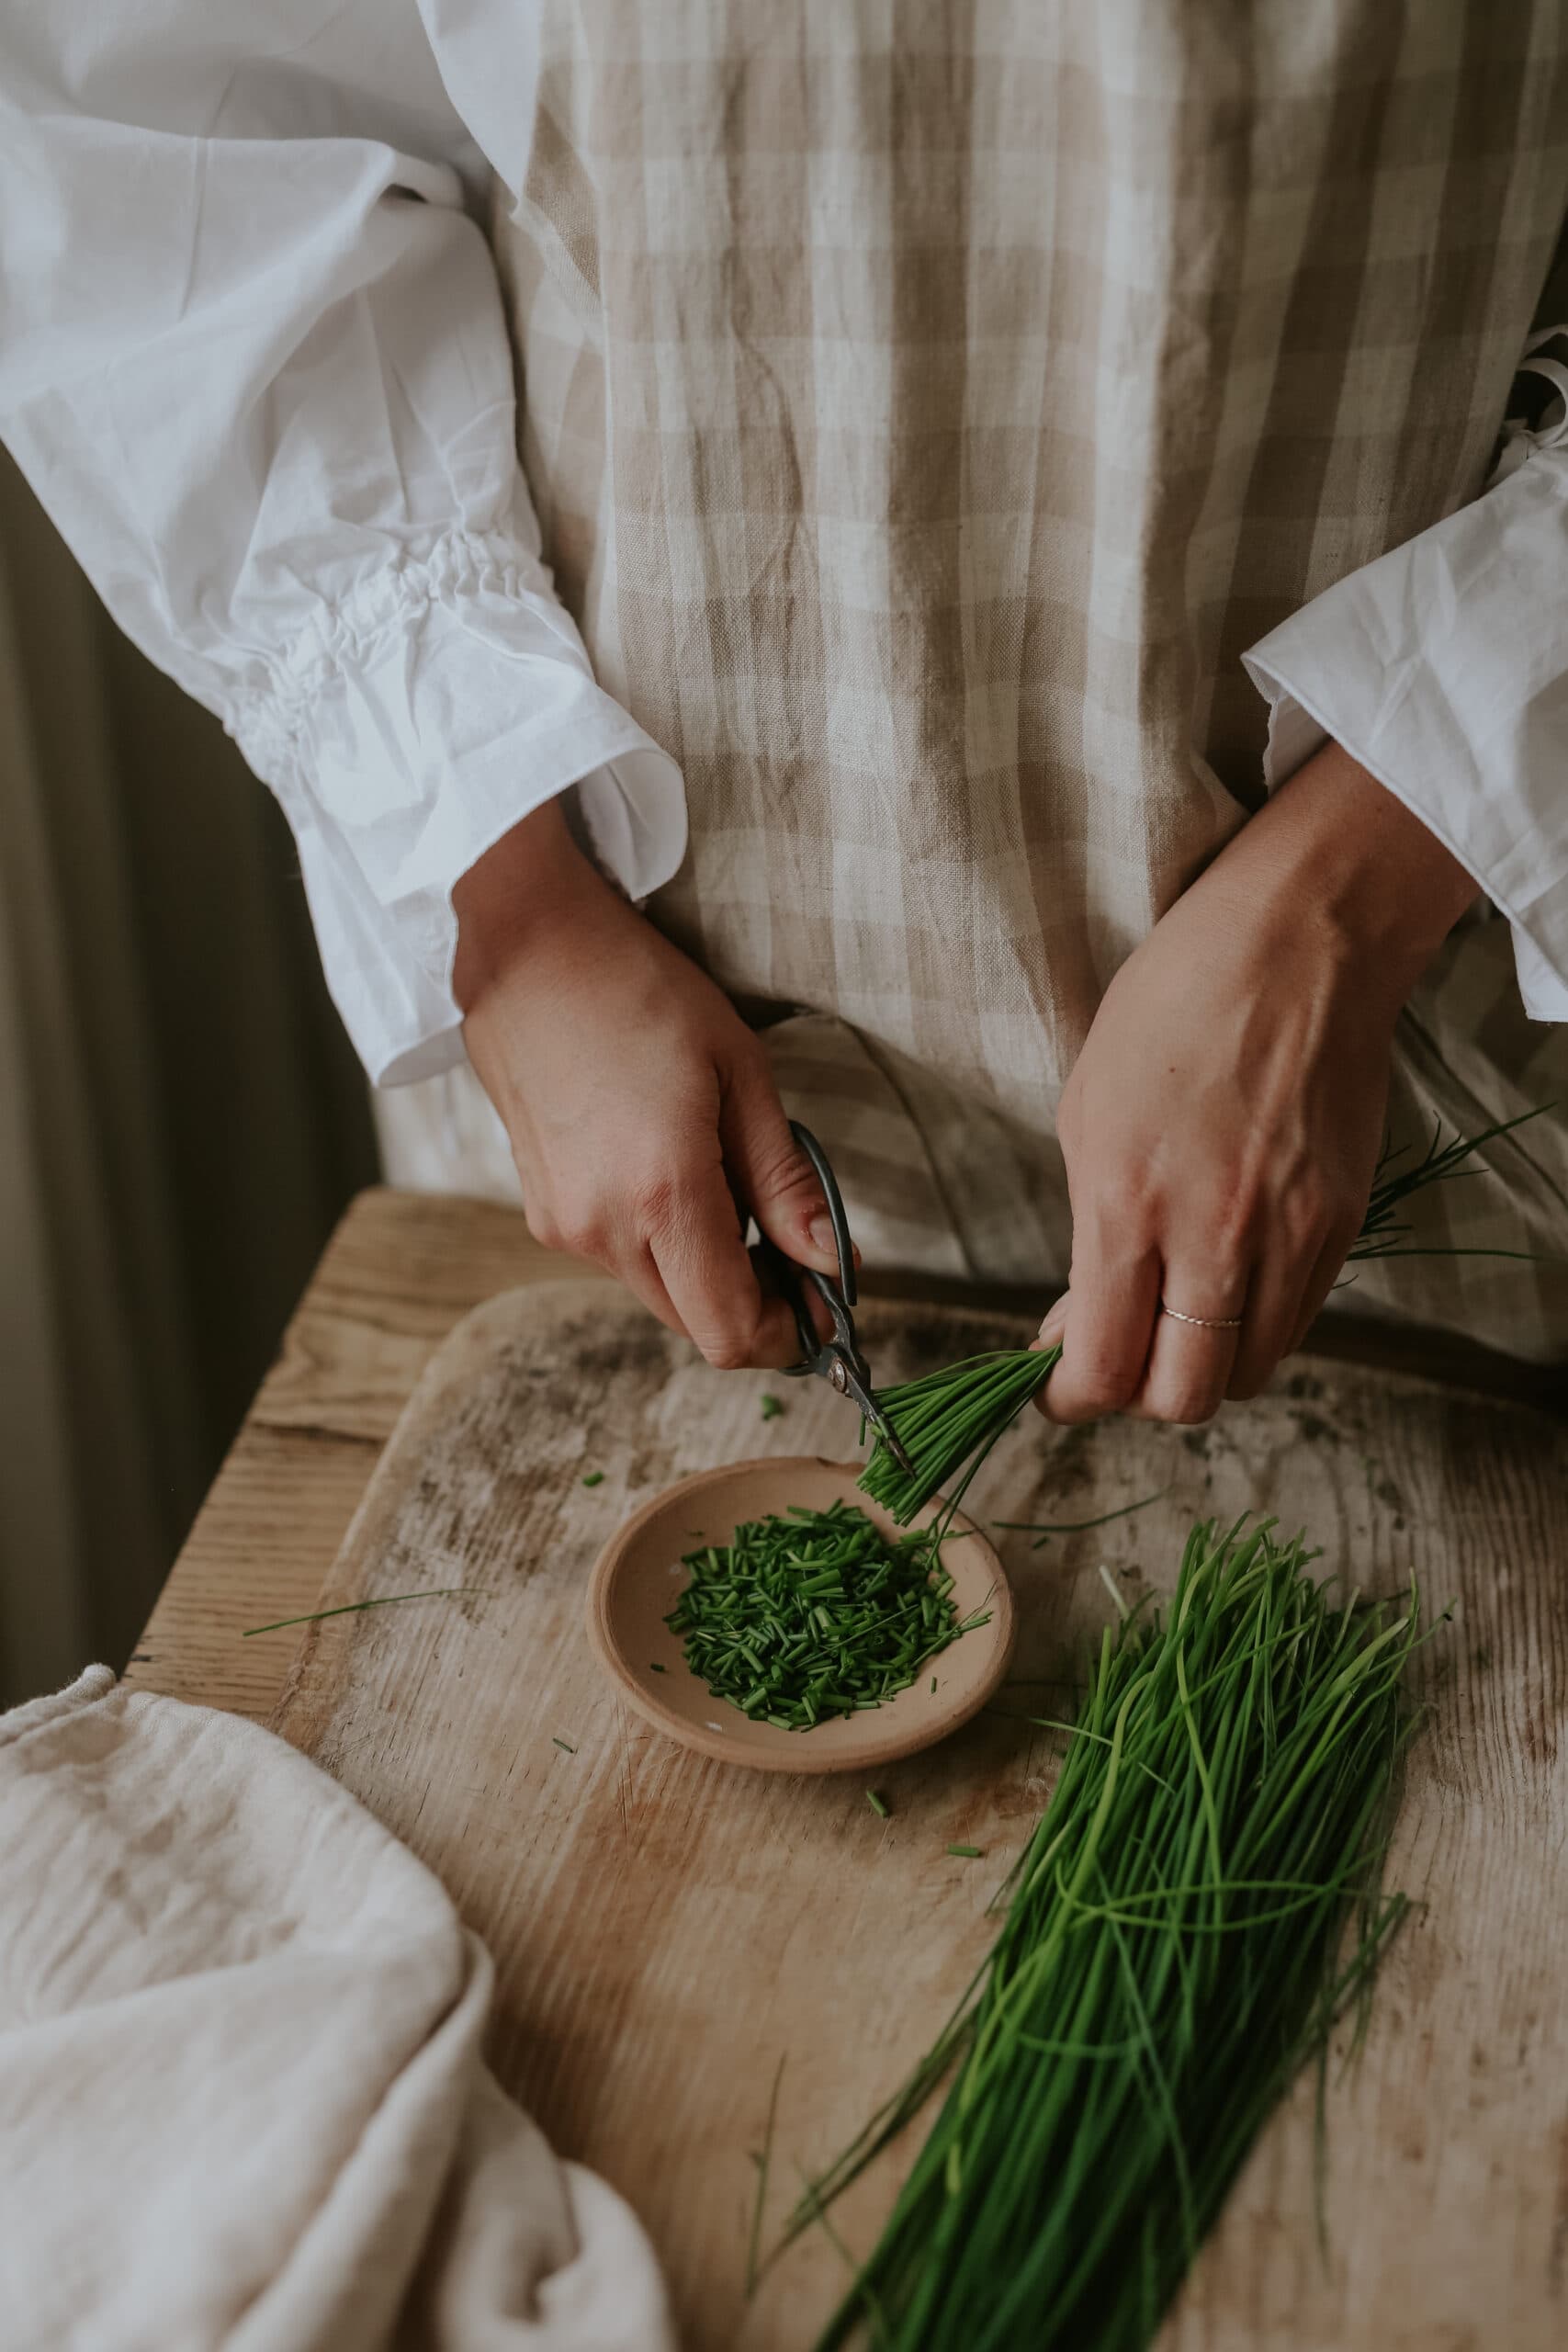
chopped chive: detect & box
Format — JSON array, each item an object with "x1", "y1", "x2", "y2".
[
  {"x1": 866, "y1": 1790, "x2": 890, "y2": 1819},
  {"x1": 930, "y1": 1676, "x2": 937, "y2": 1693},
  {"x1": 581, "y1": 1470, "x2": 604, "y2": 1487},
  {"x1": 761, "y1": 1393, "x2": 785, "y2": 1421},
  {"x1": 945, "y1": 1844, "x2": 983, "y2": 1859},
  {"x1": 551, "y1": 1737, "x2": 575, "y2": 1753},
  {"x1": 664, "y1": 1502, "x2": 980, "y2": 1732},
  {"x1": 649, "y1": 1661, "x2": 667, "y2": 1673},
  {"x1": 241, "y1": 1587, "x2": 462, "y2": 1637}
]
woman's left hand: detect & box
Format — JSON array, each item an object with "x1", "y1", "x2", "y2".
[{"x1": 1037, "y1": 741, "x2": 1477, "y2": 1426}]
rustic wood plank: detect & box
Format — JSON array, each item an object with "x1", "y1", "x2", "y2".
[
  {"x1": 265, "y1": 1279, "x2": 1568, "y2": 2352},
  {"x1": 123, "y1": 1189, "x2": 601, "y2": 1720},
  {"x1": 126, "y1": 1184, "x2": 1560, "y2": 1727}
]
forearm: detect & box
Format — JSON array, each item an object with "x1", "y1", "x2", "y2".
[
  {"x1": 452, "y1": 799, "x2": 615, "y2": 1007},
  {"x1": 1206, "y1": 741, "x2": 1479, "y2": 1012}
]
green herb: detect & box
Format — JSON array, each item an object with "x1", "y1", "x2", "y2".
[
  {"x1": 1350, "y1": 1104, "x2": 1548, "y2": 1261},
  {"x1": 664, "y1": 1501, "x2": 989, "y2": 1733},
  {"x1": 860, "y1": 1112, "x2": 1543, "y2": 1527},
  {"x1": 745, "y1": 2054, "x2": 787, "y2": 2298},
  {"x1": 581, "y1": 1470, "x2": 604, "y2": 1487},
  {"x1": 551, "y1": 1737, "x2": 575, "y2": 1754},
  {"x1": 241, "y1": 1588, "x2": 462, "y2": 1637},
  {"x1": 761, "y1": 1393, "x2": 785, "y2": 1421},
  {"x1": 995, "y1": 1488, "x2": 1169, "y2": 1549},
  {"x1": 945, "y1": 1844, "x2": 983, "y2": 1859},
  {"x1": 790, "y1": 1516, "x2": 1438, "y2": 2351},
  {"x1": 866, "y1": 1789, "x2": 891, "y2": 1819},
  {"x1": 649, "y1": 1661, "x2": 667, "y2": 1673},
  {"x1": 859, "y1": 1347, "x2": 1061, "y2": 1528},
  {"x1": 930, "y1": 1676, "x2": 937, "y2": 1693}
]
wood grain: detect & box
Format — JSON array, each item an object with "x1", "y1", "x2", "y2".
[
  {"x1": 123, "y1": 1189, "x2": 603, "y2": 1715},
  {"x1": 265, "y1": 1274, "x2": 1568, "y2": 2352}
]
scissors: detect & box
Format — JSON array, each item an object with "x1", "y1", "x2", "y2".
[{"x1": 757, "y1": 1123, "x2": 916, "y2": 1477}]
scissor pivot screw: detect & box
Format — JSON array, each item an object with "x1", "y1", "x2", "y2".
[{"x1": 830, "y1": 1362, "x2": 850, "y2": 1394}]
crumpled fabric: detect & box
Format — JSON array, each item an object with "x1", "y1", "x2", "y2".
[{"x1": 0, "y1": 1668, "x2": 676, "y2": 2352}]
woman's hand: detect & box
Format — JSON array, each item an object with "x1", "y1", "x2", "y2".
[
  {"x1": 1038, "y1": 743, "x2": 1477, "y2": 1425},
  {"x1": 454, "y1": 800, "x2": 839, "y2": 1369}
]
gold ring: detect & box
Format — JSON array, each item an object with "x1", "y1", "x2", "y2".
[{"x1": 1159, "y1": 1304, "x2": 1243, "y2": 1330}]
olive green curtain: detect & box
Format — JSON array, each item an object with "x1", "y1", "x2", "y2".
[{"x1": 0, "y1": 453, "x2": 378, "y2": 1706}]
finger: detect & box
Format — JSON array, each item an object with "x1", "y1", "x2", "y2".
[
  {"x1": 1224, "y1": 1197, "x2": 1351, "y2": 1398},
  {"x1": 647, "y1": 1153, "x2": 803, "y2": 1370},
  {"x1": 719, "y1": 1049, "x2": 844, "y2": 1274},
  {"x1": 1280, "y1": 1216, "x2": 1360, "y2": 1365},
  {"x1": 1133, "y1": 1281, "x2": 1246, "y2": 1424},
  {"x1": 1027, "y1": 1290, "x2": 1071, "y2": 1418},
  {"x1": 1037, "y1": 1245, "x2": 1162, "y2": 1425},
  {"x1": 751, "y1": 1239, "x2": 835, "y2": 1346}
]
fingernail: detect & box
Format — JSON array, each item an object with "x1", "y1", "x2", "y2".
[{"x1": 808, "y1": 1212, "x2": 837, "y2": 1255}]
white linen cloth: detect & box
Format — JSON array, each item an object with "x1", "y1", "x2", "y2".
[
  {"x1": 1, "y1": 0, "x2": 1566, "y2": 1095},
  {"x1": 0, "y1": 1667, "x2": 674, "y2": 2352}
]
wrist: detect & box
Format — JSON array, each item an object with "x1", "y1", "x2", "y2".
[
  {"x1": 1227, "y1": 741, "x2": 1477, "y2": 1002},
  {"x1": 451, "y1": 797, "x2": 614, "y2": 1011}
]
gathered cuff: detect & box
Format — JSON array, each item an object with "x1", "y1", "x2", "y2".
[
  {"x1": 229, "y1": 531, "x2": 688, "y2": 1083},
  {"x1": 1243, "y1": 441, "x2": 1568, "y2": 1025}
]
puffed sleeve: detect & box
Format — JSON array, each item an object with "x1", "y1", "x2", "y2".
[
  {"x1": 1244, "y1": 326, "x2": 1568, "y2": 1023},
  {"x1": 0, "y1": 1, "x2": 685, "y2": 1081}
]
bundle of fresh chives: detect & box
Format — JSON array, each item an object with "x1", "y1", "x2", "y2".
[
  {"x1": 859, "y1": 1110, "x2": 1542, "y2": 1525},
  {"x1": 665, "y1": 1500, "x2": 989, "y2": 1732},
  {"x1": 795, "y1": 1517, "x2": 1434, "y2": 2351}
]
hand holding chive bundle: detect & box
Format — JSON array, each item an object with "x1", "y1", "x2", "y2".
[
  {"x1": 860, "y1": 1110, "x2": 1544, "y2": 1525},
  {"x1": 664, "y1": 1501, "x2": 989, "y2": 1733},
  {"x1": 795, "y1": 1517, "x2": 1437, "y2": 2352}
]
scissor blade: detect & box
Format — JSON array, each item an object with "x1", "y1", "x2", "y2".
[{"x1": 833, "y1": 1357, "x2": 917, "y2": 1481}]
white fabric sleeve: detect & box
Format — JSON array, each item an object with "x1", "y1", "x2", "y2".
[
  {"x1": 0, "y1": 2, "x2": 686, "y2": 1084},
  {"x1": 1243, "y1": 332, "x2": 1568, "y2": 1024}
]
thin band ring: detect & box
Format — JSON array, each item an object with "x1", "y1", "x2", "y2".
[{"x1": 1159, "y1": 1303, "x2": 1244, "y2": 1331}]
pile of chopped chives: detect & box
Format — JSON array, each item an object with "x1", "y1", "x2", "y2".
[
  {"x1": 665, "y1": 1500, "x2": 989, "y2": 1732},
  {"x1": 793, "y1": 1516, "x2": 1436, "y2": 2351},
  {"x1": 859, "y1": 1110, "x2": 1541, "y2": 1526}
]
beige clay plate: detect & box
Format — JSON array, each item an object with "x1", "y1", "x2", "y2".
[{"x1": 586, "y1": 1455, "x2": 1016, "y2": 1773}]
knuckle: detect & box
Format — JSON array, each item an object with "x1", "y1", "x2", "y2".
[
  {"x1": 1195, "y1": 1194, "x2": 1253, "y2": 1273},
  {"x1": 1144, "y1": 1369, "x2": 1221, "y2": 1425},
  {"x1": 1064, "y1": 1354, "x2": 1141, "y2": 1418},
  {"x1": 632, "y1": 1172, "x2": 682, "y2": 1235},
  {"x1": 1168, "y1": 1387, "x2": 1222, "y2": 1427},
  {"x1": 526, "y1": 1204, "x2": 564, "y2": 1253},
  {"x1": 556, "y1": 1208, "x2": 607, "y2": 1260},
  {"x1": 1278, "y1": 1183, "x2": 1330, "y2": 1254},
  {"x1": 691, "y1": 1317, "x2": 755, "y2": 1373},
  {"x1": 1089, "y1": 1167, "x2": 1156, "y2": 1237}
]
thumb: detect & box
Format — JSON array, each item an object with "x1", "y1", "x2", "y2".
[{"x1": 720, "y1": 1051, "x2": 843, "y2": 1273}]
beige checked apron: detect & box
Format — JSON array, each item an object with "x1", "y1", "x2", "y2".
[{"x1": 391, "y1": 1, "x2": 1568, "y2": 1359}]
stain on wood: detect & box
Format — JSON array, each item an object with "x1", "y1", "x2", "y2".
[{"x1": 265, "y1": 1274, "x2": 1568, "y2": 2352}]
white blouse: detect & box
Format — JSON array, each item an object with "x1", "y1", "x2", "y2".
[{"x1": 2, "y1": 0, "x2": 1564, "y2": 1089}]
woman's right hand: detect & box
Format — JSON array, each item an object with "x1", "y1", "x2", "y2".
[{"x1": 453, "y1": 798, "x2": 840, "y2": 1369}]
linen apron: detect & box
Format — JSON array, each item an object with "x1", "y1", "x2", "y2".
[{"x1": 385, "y1": 1, "x2": 1568, "y2": 1361}]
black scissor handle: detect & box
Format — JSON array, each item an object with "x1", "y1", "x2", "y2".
[{"x1": 789, "y1": 1122, "x2": 857, "y2": 1308}]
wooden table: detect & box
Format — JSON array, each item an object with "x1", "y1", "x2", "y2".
[
  {"x1": 123, "y1": 1187, "x2": 1568, "y2": 2349},
  {"x1": 124, "y1": 1185, "x2": 1561, "y2": 1722},
  {"x1": 123, "y1": 1189, "x2": 595, "y2": 1718}
]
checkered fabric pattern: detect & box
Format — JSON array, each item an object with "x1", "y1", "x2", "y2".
[{"x1": 490, "y1": 1, "x2": 1568, "y2": 1357}]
